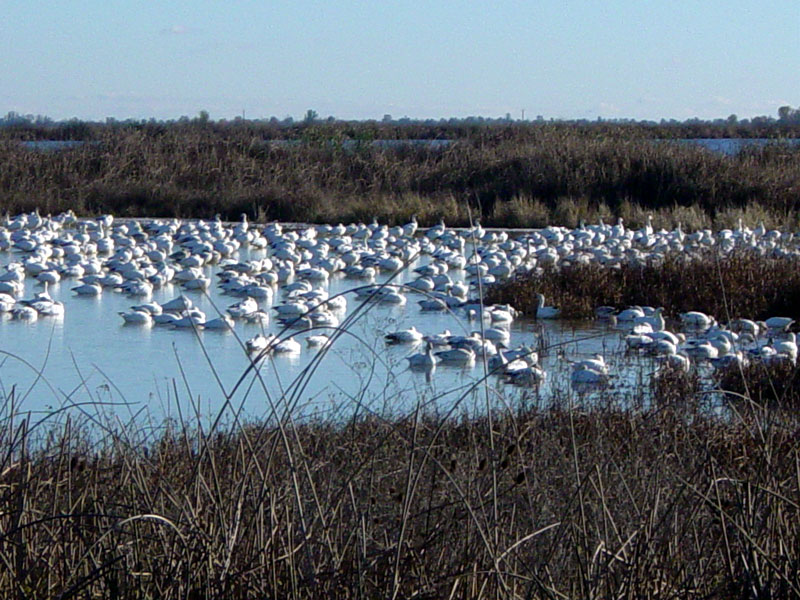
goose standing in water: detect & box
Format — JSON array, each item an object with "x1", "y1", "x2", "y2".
[{"x1": 535, "y1": 294, "x2": 560, "y2": 319}]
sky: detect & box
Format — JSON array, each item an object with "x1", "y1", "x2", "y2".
[{"x1": 1, "y1": 0, "x2": 798, "y2": 122}]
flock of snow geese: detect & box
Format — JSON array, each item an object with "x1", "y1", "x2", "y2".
[{"x1": 0, "y1": 209, "x2": 796, "y2": 390}]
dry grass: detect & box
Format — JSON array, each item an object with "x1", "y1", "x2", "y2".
[
  {"x1": 1, "y1": 387, "x2": 799, "y2": 599},
  {"x1": 718, "y1": 360, "x2": 800, "y2": 408}
]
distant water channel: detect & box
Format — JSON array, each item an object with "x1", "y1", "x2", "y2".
[
  {"x1": 672, "y1": 137, "x2": 800, "y2": 155},
  {"x1": 21, "y1": 138, "x2": 800, "y2": 156}
]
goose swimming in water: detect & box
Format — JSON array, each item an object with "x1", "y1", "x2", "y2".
[
  {"x1": 119, "y1": 309, "x2": 152, "y2": 325},
  {"x1": 153, "y1": 312, "x2": 182, "y2": 325},
  {"x1": 202, "y1": 314, "x2": 235, "y2": 330},
  {"x1": 161, "y1": 295, "x2": 193, "y2": 313},
  {"x1": 306, "y1": 334, "x2": 331, "y2": 348},
  {"x1": 435, "y1": 347, "x2": 476, "y2": 365},
  {"x1": 128, "y1": 301, "x2": 161, "y2": 315},
  {"x1": 72, "y1": 283, "x2": 102, "y2": 296},
  {"x1": 246, "y1": 333, "x2": 275, "y2": 353},
  {"x1": 406, "y1": 343, "x2": 437, "y2": 370},
  {"x1": 506, "y1": 364, "x2": 546, "y2": 386},
  {"x1": 570, "y1": 365, "x2": 608, "y2": 385},
  {"x1": 680, "y1": 311, "x2": 714, "y2": 330},
  {"x1": 385, "y1": 326, "x2": 424, "y2": 344},
  {"x1": 569, "y1": 353, "x2": 608, "y2": 374},
  {"x1": 423, "y1": 329, "x2": 452, "y2": 347},
  {"x1": 271, "y1": 337, "x2": 301, "y2": 354}
]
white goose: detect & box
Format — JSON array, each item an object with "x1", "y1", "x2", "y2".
[
  {"x1": 406, "y1": 343, "x2": 437, "y2": 370},
  {"x1": 246, "y1": 333, "x2": 275, "y2": 353},
  {"x1": 118, "y1": 309, "x2": 152, "y2": 325},
  {"x1": 385, "y1": 326, "x2": 424, "y2": 344},
  {"x1": 271, "y1": 337, "x2": 302, "y2": 354},
  {"x1": 306, "y1": 334, "x2": 331, "y2": 348},
  {"x1": 203, "y1": 314, "x2": 235, "y2": 330},
  {"x1": 435, "y1": 347, "x2": 476, "y2": 365},
  {"x1": 535, "y1": 294, "x2": 560, "y2": 319},
  {"x1": 773, "y1": 333, "x2": 798, "y2": 362},
  {"x1": 570, "y1": 354, "x2": 608, "y2": 374},
  {"x1": 570, "y1": 365, "x2": 608, "y2": 385},
  {"x1": 72, "y1": 283, "x2": 102, "y2": 296}
]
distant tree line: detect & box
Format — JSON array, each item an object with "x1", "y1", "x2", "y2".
[{"x1": 2, "y1": 105, "x2": 800, "y2": 141}]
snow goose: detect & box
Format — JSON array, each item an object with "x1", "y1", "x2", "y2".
[
  {"x1": 616, "y1": 306, "x2": 645, "y2": 322},
  {"x1": 72, "y1": 283, "x2": 102, "y2": 296},
  {"x1": 476, "y1": 327, "x2": 511, "y2": 346},
  {"x1": 680, "y1": 311, "x2": 714, "y2": 330},
  {"x1": 227, "y1": 297, "x2": 258, "y2": 319},
  {"x1": 506, "y1": 365, "x2": 547, "y2": 386},
  {"x1": 152, "y1": 312, "x2": 182, "y2": 325},
  {"x1": 203, "y1": 314, "x2": 235, "y2": 330},
  {"x1": 130, "y1": 302, "x2": 162, "y2": 315},
  {"x1": 570, "y1": 365, "x2": 609, "y2": 385},
  {"x1": 162, "y1": 296, "x2": 193, "y2": 313},
  {"x1": 773, "y1": 333, "x2": 798, "y2": 362},
  {"x1": 406, "y1": 343, "x2": 437, "y2": 370},
  {"x1": 435, "y1": 347, "x2": 476, "y2": 365},
  {"x1": 423, "y1": 330, "x2": 452, "y2": 347},
  {"x1": 272, "y1": 337, "x2": 301, "y2": 354},
  {"x1": 535, "y1": 294, "x2": 560, "y2": 319},
  {"x1": 570, "y1": 354, "x2": 608, "y2": 374},
  {"x1": 418, "y1": 298, "x2": 448, "y2": 311},
  {"x1": 305, "y1": 334, "x2": 331, "y2": 348},
  {"x1": 244, "y1": 310, "x2": 271, "y2": 326},
  {"x1": 683, "y1": 340, "x2": 719, "y2": 360},
  {"x1": 246, "y1": 333, "x2": 275, "y2": 353},
  {"x1": 385, "y1": 326, "x2": 424, "y2": 344},
  {"x1": 118, "y1": 309, "x2": 152, "y2": 325},
  {"x1": 171, "y1": 311, "x2": 206, "y2": 329},
  {"x1": 764, "y1": 316, "x2": 794, "y2": 332}
]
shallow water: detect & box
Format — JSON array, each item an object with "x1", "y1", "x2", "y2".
[{"x1": 0, "y1": 244, "x2": 661, "y2": 425}]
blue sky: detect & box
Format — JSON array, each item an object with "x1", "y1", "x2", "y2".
[{"x1": 1, "y1": 1, "x2": 798, "y2": 121}]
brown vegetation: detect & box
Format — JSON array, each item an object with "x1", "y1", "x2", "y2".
[
  {"x1": 1, "y1": 123, "x2": 800, "y2": 228},
  {"x1": 1, "y1": 390, "x2": 798, "y2": 598},
  {"x1": 487, "y1": 250, "x2": 800, "y2": 321},
  {"x1": 718, "y1": 360, "x2": 800, "y2": 408}
]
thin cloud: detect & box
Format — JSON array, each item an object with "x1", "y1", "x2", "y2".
[
  {"x1": 161, "y1": 25, "x2": 191, "y2": 35},
  {"x1": 599, "y1": 102, "x2": 620, "y2": 114}
]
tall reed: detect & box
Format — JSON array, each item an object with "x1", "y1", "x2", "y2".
[{"x1": 2, "y1": 124, "x2": 799, "y2": 227}]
